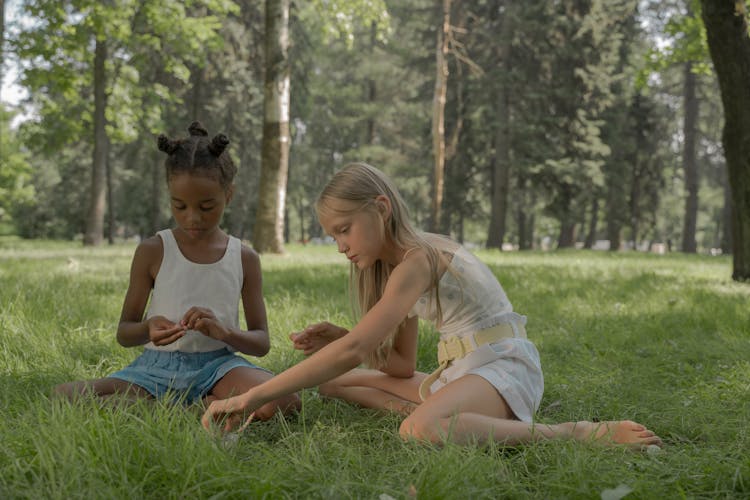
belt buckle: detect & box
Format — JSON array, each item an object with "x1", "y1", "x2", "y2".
[{"x1": 447, "y1": 336, "x2": 466, "y2": 360}]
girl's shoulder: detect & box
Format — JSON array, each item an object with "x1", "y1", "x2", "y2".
[
  {"x1": 135, "y1": 234, "x2": 165, "y2": 257},
  {"x1": 237, "y1": 240, "x2": 261, "y2": 274},
  {"x1": 130, "y1": 234, "x2": 165, "y2": 279}
]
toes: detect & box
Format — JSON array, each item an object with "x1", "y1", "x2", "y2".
[{"x1": 623, "y1": 420, "x2": 645, "y2": 431}]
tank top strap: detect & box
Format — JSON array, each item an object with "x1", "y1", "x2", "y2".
[
  {"x1": 228, "y1": 235, "x2": 241, "y2": 254},
  {"x1": 157, "y1": 229, "x2": 176, "y2": 252},
  {"x1": 402, "y1": 246, "x2": 420, "y2": 262}
]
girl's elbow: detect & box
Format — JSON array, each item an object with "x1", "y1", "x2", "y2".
[
  {"x1": 343, "y1": 340, "x2": 368, "y2": 367},
  {"x1": 246, "y1": 338, "x2": 270, "y2": 357},
  {"x1": 115, "y1": 330, "x2": 134, "y2": 347},
  {"x1": 259, "y1": 341, "x2": 271, "y2": 356}
]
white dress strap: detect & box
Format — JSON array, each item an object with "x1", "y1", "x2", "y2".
[{"x1": 402, "y1": 246, "x2": 420, "y2": 262}]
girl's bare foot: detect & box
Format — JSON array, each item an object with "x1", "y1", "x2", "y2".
[{"x1": 570, "y1": 420, "x2": 662, "y2": 449}]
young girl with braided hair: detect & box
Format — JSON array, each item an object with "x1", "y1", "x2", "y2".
[
  {"x1": 54, "y1": 122, "x2": 300, "y2": 419},
  {"x1": 203, "y1": 162, "x2": 661, "y2": 449}
]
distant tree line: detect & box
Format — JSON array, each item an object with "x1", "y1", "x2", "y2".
[{"x1": 1, "y1": 0, "x2": 749, "y2": 280}]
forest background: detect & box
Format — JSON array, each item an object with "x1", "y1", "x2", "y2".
[{"x1": 0, "y1": 0, "x2": 744, "y2": 266}]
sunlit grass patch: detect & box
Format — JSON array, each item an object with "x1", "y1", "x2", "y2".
[{"x1": 0, "y1": 240, "x2": 747, "y2": 498}]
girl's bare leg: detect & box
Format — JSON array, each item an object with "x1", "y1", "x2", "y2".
[
  {"x1": 208, "y1": 366, "x2": 301, "y2": 420},
  {"x1": 52, "y1": 378, "x2": 153, "y2": 402},
  {"x1": 318, "y1": 368, "x2": 427, "y2": 415},
  {"x1": 400, "y1": 374, "x2": 662, "y2": 449}
]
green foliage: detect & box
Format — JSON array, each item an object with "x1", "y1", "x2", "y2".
[
  {"x1": 0, "y1": 242, "x2": 748, "y2": 497},
  {"x1": 305, "y1": 0, "x2": 391, "y2": 48},
  {"x1": 9, "y1": 0, "x2": 239, "y2": 239},
  {"x1": 0, "y1": 107, "x2": 35, "y2": 230},
  {"x1": 1, "y1": 0, "x2": 734, "y2": 254},
  {"x1": 636, "y1": 0, "x2": 712, "y2": 90}
]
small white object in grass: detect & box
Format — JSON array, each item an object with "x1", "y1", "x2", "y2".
[
  {"x1": 222, "y1": 432, "x2": 240, "y2": 447},
  {"x1": 646, "y1": 444, "x2": 662, "y2": 455}
]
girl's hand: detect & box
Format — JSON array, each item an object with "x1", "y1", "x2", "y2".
[
  {"x1": 289, "y1": 322, "x2": 349, "y2": 356},
  {"x1": 147, "y1": 315, "x2": 186, "y2": 345},
  {"x1": 201, "y1": 393, "x2": 255, "y2": 433},
  {"x1": 181, "y1": 306, "x2": 227, "y2": 341}
]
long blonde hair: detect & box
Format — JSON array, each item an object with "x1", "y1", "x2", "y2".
[{"x1": 316, "y1": 162, "x2": 445, "y2": 368}]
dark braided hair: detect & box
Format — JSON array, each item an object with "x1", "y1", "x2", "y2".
[{"x1": 157, "y1": 121, "x2": 237, "y2": 189}]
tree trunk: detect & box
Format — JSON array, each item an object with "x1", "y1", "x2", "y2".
[
  {"x1": 430, "y1": 0, "x2": 451, "y2": 232},
  {"x1": 701, "y1": 0, "x2": 750, "y2": 280},
  {"x1": 556, "y1": 186, "x2": 576, "y2": 248},
  {"x1": 1, "y1": 0, "x2": 5, "y2": 73},
  {"x1": 516, "y1": 176, "x2": 534, "y2": 250},
  {"x1": 629, "y1": 157, "x2": 641, "y2": 247},
  {"x1": 721, "y1": 164, "x2": 732, "y2": 254},
  {"x1": 681, "y1": 62, "x2": 699, "y2": 253},
  {"x1": 486, "y1": 4, "x2": 512, "y2": 250},
  {"x1": 558, "y1": 220, "x2": 576, "y2": 248},
  {"x1": 584, "y1": 197, "x2": 599, "y2": 249},
  {"x1": 606, "y1": 178, "x2": 623, "y2": 251},
  {"x1": 150, "y1": 148, "x2": 162, "y2": 235},
  {"x1": 517, "y1": 209, "x2": 529, "y2": 250},
  {"x1": 254, "y1": 0, "x2": 290, "y2": 253},
  {"x1": 190, "y1": 63, "x2": 205, "y2": 122},
  {"x1": 83, "y1": 38, "x2": 108, "y2": 246},
  {"x1": 364, "y1": 21, "x2": 377, "y2": 147},
  {"x1": 106, "y1": 139, "x2": 114, "y2": 244}
]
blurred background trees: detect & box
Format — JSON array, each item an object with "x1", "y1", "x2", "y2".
[{"x1": 1, "y1": 0, "x2": 747, "y2": 277}]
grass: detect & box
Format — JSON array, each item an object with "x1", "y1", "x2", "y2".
[{"x1": 0, "y1": 238, "x2": 748, "y2": 499}]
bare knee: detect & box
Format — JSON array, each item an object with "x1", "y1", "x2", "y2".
[{"x1": 399, "y1": 413, "x2": 444, "y2": 444}]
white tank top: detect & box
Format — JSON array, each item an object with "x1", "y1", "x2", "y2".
[{"x1": 144, "y1": 229, "x2": 242, "y2": 352}]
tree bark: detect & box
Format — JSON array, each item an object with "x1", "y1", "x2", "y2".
[
  {"x1": 681, "y1": 62, "x2": 699, "y2": 253},
  {"x1": 516, "y1": 176, "x2": 534, "y2": 250},
  {"x1": 721, "y1": 164, "x2": 732, "y2": 254},
  {"x1": 701, "y1": 0, "x2": 750, "y2": 280},
  {"x1": 430, "y1": 0, "x2": 451, "y2": 232},
  {"x1": 556, "y1": 185, "x2": 576, "y2": 248},
  {"x1": 364, "y1": 21, "x2": 377, "y2": 147},
  {"x1": 150, "y1": 148, "x2": 162, "y2": 236},
  {"x1": 254, "y1": 0, "x2": 290, "y2": 253},
  {"x1": 629, "y1": 155, "x2": 642, "y2": 247},
  {"x1": 1, "y1": 0, "x2": 5, "y2": 74},
  {"x1": 486, "y1": 3, "x2": 512, "y2": 250},
  {"x1": 106, "y1": 138, "x2": 114, "y2": 244},
  {"x1": 83, "y1": 38, "x2": 108, "y2": 246},
  {"x1": 584, "y1": 197, "x2": 599, "y2": 249}
]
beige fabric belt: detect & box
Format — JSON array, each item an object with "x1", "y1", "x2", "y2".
[{"x1": 418, "y1": 322, "x2": 527, "y2": 401}]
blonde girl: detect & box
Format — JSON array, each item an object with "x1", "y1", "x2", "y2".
[{"x1": 203, "y1": 162, "x2": 661, "y2": 448}]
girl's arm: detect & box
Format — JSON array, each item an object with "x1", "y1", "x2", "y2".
[
  {"x1": 117, "y1": 237, "x2": 184, "y2": 347},
  {"x1": 185, "y1": 245, "x2": 270, "y2": 356},
  {"x1": 289, "y1": 318, "x2": 417, "y2": 377},
  {"x1": 202, "y1": 252, "x2": 432, "y2": 431}
]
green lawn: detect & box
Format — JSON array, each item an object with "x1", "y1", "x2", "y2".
[{"x1": 1, "y1": 238, "x2": 748, "y2": 499}]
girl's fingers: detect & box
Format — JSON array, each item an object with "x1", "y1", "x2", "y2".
[
  {"x1": 151, "y1": 324, "x2": 184, "y2": 341},
  {"x1": 154, "y1": 330, "x2": 185, "y2": 345},
  {"x1": 182, "y1": 308, "x2": 213, "y2": 329}
]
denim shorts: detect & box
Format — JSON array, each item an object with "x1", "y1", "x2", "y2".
[{"x1": 109, "y1": 348, "x2": 269, "y2": 404}]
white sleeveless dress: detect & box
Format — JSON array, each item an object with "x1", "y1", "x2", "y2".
[{"x1": 408, "y1": 246, "x2": 544, "y2": 422}]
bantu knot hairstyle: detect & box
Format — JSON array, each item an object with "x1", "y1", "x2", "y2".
[
  {"x1": 188, "y1": 121, "x2": 208, "y2": 137},
  {"x1": 208, "y1": 134, "x2": 230, "y2": 157},
  {"x1": 157, "y1": 134, "x2": 179, "y2": 155},
  {"x1": 157, "y1": 120, "x2": 237, "y2": 189}
]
